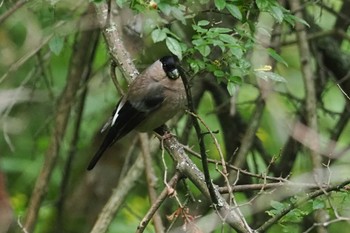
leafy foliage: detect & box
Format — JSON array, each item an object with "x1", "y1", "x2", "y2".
[{"x1": 145, "y1": 0, "x2": 298, "y2": 93}]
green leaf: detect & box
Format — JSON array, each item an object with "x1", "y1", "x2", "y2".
[
  {"x1": 210, "y1": 27, "x2": 232, "y2": 34},
  {"x1": 212, "y1": 39, "x2": 225, "y2": 52},
  {"x1": 161, "y1": 28, "x2": 181, "y2": 40},
  {"x1": 230, "y1": 46, "x2": 243, "y2": 59},
  {"x1": 219, "y1": 34, "x2": 237, "y2": 44},
  {"x1": 197, "y1": 45, "x2": 211, "y2": 57},
  {"x1": 267, "y1": 48, "x2": 288, "y2": 67},
  {"x1": 312, "y1": 199, "x2": 325, "y2": 210},
  {"x1": 227, "y1": 81, "x2": 237, "y2": 96},
  {"x1": 214, "y1": 70, "x2": 225, "y2": 77},
  {"x1": 270, "y1": 200, "x2": 285, "y2": 212},
  {"x1": 190, "y1": 59, "x2": 206, "y2": 73},
  {"x1": 293, "y1": 15, "x2": 310, "y2": 27},
  {"x1": 207, "y1": 63, "x2": 217, "y2": 72},
  {"x1": 228, "y1": 75, "x2": 243, "y2": 84},
  {"x1": 192, "y1": 25, "x2": 208, "y2": 33},
  {"x1": 190, "y1": 62, "x2": 200, "y2": 74},
  {"x1": 282, "y1": 209, "x2": 307, "y2": 223},
  {"x1": 198, "y1": 20, "x2": 210, "y2": 26},
  {"x1": 158, "y1": 2, "x2": 172, "y2": 15},
  {"x1": 214, "y1": 0, "x2": 226, "y2": 11},
  {"x1": 49, "y1": 35, "x2": 64, "y2": 55},
  {"x1": 151, "y1": 29, "x2": 167, "y2": 43},
  {"x1": 226, "y1": 4, "x2": 242, "y2": 20},
  {"x1": 270, "y1": 6, "x2": 284, "y2": 23},
  {"x1": 166, "y1": 37, "x2": 182, "y2": 59},
  {"x1": 170, "y1": 6, "x2": 186, "y2": 24},
  {"x1": 115, "y1": 0, "x2": 127, "y2": 7},
  {"x1": 255, "y1": 0, "x2": 270, "y2": 10},
  {"x1": 255, "y1": 71, "x2": 287, "y2": 82},
  {"x1": 192, "y1": 38, "x2": 205, "y2": 46}
]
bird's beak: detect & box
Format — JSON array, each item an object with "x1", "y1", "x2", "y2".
[{"x1": 168, "y1": 68, "x2": 180, "y2": 80}]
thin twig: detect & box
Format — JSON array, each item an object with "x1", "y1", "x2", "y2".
[
  {"x1": 218, "y1": 182, "x2": 332, "y2": 193},
  {"x1": 184, "y1": 145, "x2": 289, "y2": 182},
  {"x1": 178, "y1": 66, "x2": 218, "y2": 205},
  {"x1": 90, "y1": 155, "x2": 145, "y2": 233},
  {"x1": 95, "y1": 2, "x2": 138, "y2": 81},
  {"x1": 256, "y1": 179, "x2": 350, "y2": 232},
  {"x1": 0, "y1": 0, "x2": 27, "y2": 25},
  {"x1": 157, "y1": 131, "x2": 253, "y2": 232},
  {"x1": 110, "y1": 61, "x2": 125, "y2": 95},
  {"x1": 337, "y1": 83, "x2": 350, "y2": 101},
  {"x1": 139, "y1": 134, "x2": 164, "y2": 233},
  {"x1": 17, "y1": 216, "x2": 29, "y2": 233},
  {"x1": 290, "y1": 0, "x2": 321, "y2": 171},
  {"x1": 290, "y1": 1, "x2": 325, "y2": 231},
  {"x1": 186, "y1": 110, "x2": 234, "y2": 204},
  {"x1": 136, "y1": 172, "x2": 182, "y2": 233}
]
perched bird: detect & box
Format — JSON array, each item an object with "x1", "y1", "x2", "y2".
[{"x1": 87, "y1": 56, "x2": 186, "y2": 170}]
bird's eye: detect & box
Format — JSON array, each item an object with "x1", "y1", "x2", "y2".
[{"x1": 167, "y1": 68, "x2": 180, "y2": 80}]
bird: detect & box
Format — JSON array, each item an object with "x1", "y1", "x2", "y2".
[{"x1": 87, "y1": 56, "x2": 186, "y2": 170}]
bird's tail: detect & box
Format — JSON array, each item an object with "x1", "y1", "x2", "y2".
[{"x1": 87, "y1": 144, "x2": 108, "y2": 170}]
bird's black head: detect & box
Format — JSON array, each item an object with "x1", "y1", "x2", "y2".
[{"x1": 160, "y1": 56, "x2": 180, "y2": 80}]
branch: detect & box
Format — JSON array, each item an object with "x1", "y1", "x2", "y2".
[
  {"x1": 94, "y1": 2, "x2": 138, "y2": 81},
  {"x1": 290, "y1": 0, "x2": 321, "y2": 171},
  {"x1": 232, "y1": 97, "x2": 265, "y2": 169},
  {"x1": 24, "y1": 5, "x2": 99, "y2": 232},
  {"x1": 178, "y1": 68, "x2": 218, "y2": 205},
  {"x1": 139, "y1": 134, "x2": 164, "y2": 233},
  {"x1": 56, "y1": 33, "x2": 100, "y2": 230},
  {"x1": 136, "y1": 172, "x2": 182, "y2": 233},
  {"x1": 289, "y1": 3, "x2": 326, "y2": 230},
  {"x1": 157, "y1": 131, "x2": 253, "y2": 233},
  {"x1": 256, "y1": 179, "x2": 350, "y2": 232},
  {"x1": 0, "y1": 0, "x2": 27, "y2": 25},
  {"x1": 218, "y1": 182, "x2": 332, "y2": 193},
  {"x1": 90, "y1": 155, "x2": 145, "y2": 233},
  {"x1": 184, "y1": 146, "x2": 289, "y2": 182}
]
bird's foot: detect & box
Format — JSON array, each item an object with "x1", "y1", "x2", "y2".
[
  {"x1": 161, "y1": 130, "x2": 175, "y2": 140},
  {"x1": 154, "y1": 124, "x2": 175, "y2": 140}
]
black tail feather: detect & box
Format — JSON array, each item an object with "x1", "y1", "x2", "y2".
[
  {"x1": 87, "y1": 140, "x2": 111, "y2": 170},
  {"x1": 87, "y1": 101, "x2": 147, "y2": 170},
  {"x1": 87, "y1": 126, "x2": 119, "y2": 170}
]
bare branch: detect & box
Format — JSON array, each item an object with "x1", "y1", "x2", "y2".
[
  {"x1": 156, "y1": 130, "x2": 254, "y2": 233},
  {"x1": 90, "y1": 155, "x2": 145, "y2": 233},
  {"x1": 24, "y1": 5, "x2": 99, "y2": 232},
  {"x1": 136, "y1": 172, "x2": 182, "y2": 233},
  {"x1": 56, "y1": 33, "x2": 100, "y2": 230},
  {"x1": 256, "y1": 179, "x2": 350, "y2": 232},
  {"x1": 94, "y1": 2, "x2": 138, "y2": 81},
  {"x1": 290, "y1": 0, "x2": 321, "y2": 170},
  {"x1": 0, "y1": 0, "x2": 27, "y2": 25},
  {"x1": 139, "y1": 134, "x2": 164, "y2": 233},
  {"x1": 178, "y1": 68, "x2": 218, "y2": 205},
  {"x1": 218, "y1": 182, "x2": 332, "y2": 193}
]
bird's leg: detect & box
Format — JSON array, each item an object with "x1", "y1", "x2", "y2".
[{"x1": 154, "y1": 124, "x2": 174, "y2": 140}]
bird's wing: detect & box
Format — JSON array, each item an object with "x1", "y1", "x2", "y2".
[{"x1": 87, "y1": 84, "x2": 165, "y2": 170}]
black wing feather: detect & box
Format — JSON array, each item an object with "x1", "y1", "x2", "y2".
[
  {"x1": 87, "y1": 101, "x2": 147, "y2": 170},
  {"x1": 87, "y1": 91, "x2": 165, "y2": 170}
]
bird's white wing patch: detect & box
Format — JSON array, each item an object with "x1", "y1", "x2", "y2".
[
  {"x1": 111, "y1": 111, "x2": 119, "y2": 126},
  {"x1": 111, "y1": 98, "x2": 126, "y2": 126},
  {"x1": 101, "y1": 117, "x2": 112, "y2": 133}
]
